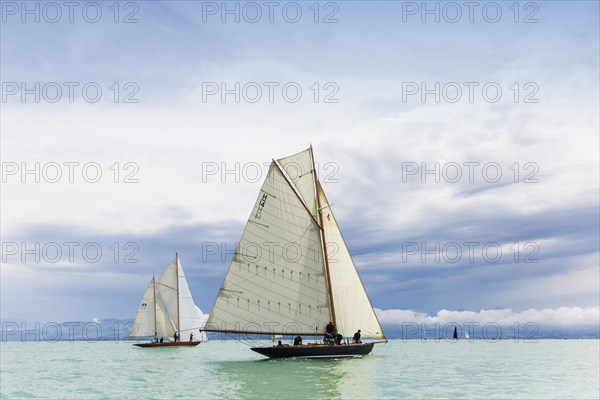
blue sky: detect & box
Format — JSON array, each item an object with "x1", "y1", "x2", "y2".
[{"x1": 1, "y1": 1, "x2": 598, "y2": 329}]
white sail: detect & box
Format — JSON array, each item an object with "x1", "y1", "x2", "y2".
[
  {"x1": 156, "y1": 258, "x2": 179, "y2": 336},
  {"x1": 205, "y1": 161, "x2": 332, "y2": 335},
  {"x1": 129, "y1": 276, "x2": 176, "y2": 338},
  {"x1": 316, "y1": 181, "x2": 385, "y2": 339},
  {"x1": 129, "y1": 278, "x2": 157, "y2": 337},
  {"x1": 131, "y1": 256, "x2": 208, "y2": 342},
  {"x1": 155, "y1": 288, "x2": 176, "y2": 338},
  {"x1": 176, "y1": 257, "x2": 208, "y2": 341},
  {"x1": 277, "y1": 149, "x2": 318, "y2": 220}
]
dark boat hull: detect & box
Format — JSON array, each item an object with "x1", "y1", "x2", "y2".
[
  {"x1": 251, "y1": 343, "x2": 375, "y2": 359},
  {"x1": 133, "y1": 341, "x2": 201, "y2": 348}
]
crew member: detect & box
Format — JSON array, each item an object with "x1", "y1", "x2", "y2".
[{"x1": 353, "y1": 329, "x2": 362, "y2": 344}]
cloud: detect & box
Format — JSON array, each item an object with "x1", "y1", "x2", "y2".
[
  {"x1": 376, "y1": 306, "x2": 600, "y2": 327},
  {"x1": 1, "y1": 1, "x2": 598, "y2": 323}
]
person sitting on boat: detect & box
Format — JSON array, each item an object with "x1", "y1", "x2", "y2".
[
  {"x1": 326, "y1": 321, "x2": 335, "y2": 335},
  {"x1": 353, "y1": 329, "x2": 362, "y2": 344},
  {"x1": 334, "y1": 332, "x2": 343, "y2": 345},
  {"x1": 276, "y1": 340, "x2": 283, "y2": 347},
  {"x1": 160, "y1": 337, "x2": 164, "y2": 343},
  {"x1": 293, "y1": 335, "x2": 302, "y2": 346},
  {"x1": 189, "y1": 332, "x2": 194, "y2": 342}
]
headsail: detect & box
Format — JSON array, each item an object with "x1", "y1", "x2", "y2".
[
  {"x1": 205, "y1": 159, "x2": 332, "y2": 335},
  {"x1": 129, "y1": 277, "x2": 175, "y2": 338},
  {"x1": 316, "y1": 181, "x2": 386, "y2": 340},
  {"x1": 129, "y1": 278, "x2": 157, "y2": 338}
]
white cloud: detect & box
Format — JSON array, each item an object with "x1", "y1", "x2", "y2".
[
  {"x1": 1, "y1": 2, "x2": 597, "y2": 322},
  {"x1": 376, "y1": 306, "x2": 600, "y2": 327}
]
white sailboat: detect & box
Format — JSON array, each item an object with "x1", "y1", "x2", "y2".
[
  {"x1": 129, "y1": 253, "x2": 207, "y2": 347},
  {"x1": 203, "y1": 147, "x2": 386, "y2": 358}
]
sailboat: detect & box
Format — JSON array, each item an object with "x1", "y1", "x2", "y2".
[
  {"x1": 203, "y1": 147, "x2": 386, "y2": 358},
  {"x1": 453, "y1": 326, "x2": 459, "y2": 340},
  {"x1": 129, "y1": 253, "x2": 208, "y2": 347}
]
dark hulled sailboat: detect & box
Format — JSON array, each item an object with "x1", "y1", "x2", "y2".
[{"x1": 203, "y1": 147, "x2": 386, "y2": 358}]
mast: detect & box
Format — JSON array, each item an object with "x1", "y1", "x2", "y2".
[
  {"x1": 176, "y1": 252, "x2": 180, "y2": 334},
  {"x1": 311, "y1": 146, "x2": 337, "y2": 329},
  {"x1": 153, "y1": 275, "x2": 157, "y2": 338}
]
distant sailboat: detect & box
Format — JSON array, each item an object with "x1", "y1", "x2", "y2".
[
  {"x1": 203, "y1": 147, "x2": 386, "y2": 358},
  {"x1": 271, "y1": 334, "x2": 283, "y2": 342},
  {"x1": 129, "y1": 253, "x2": 207, "y2": 347},
  {"x1": 465, "y1": 329, "x2": 470, "y2": 339},
  {"x1": 453, "y1": 326, "x2": 459, "y2": 340}
]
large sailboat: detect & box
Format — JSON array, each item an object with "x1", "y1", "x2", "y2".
[
  {"x1": 203, "y1": 147, "x2": 386, "y2": 358},
  {"x1": 129, "y1": 253, "x2": 207, "y2": 347}
]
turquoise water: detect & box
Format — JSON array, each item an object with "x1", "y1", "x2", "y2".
[{"x1": 1, "y1": 340, "x2": 598, "y2": 399}]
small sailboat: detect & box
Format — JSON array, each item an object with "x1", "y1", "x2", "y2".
[
  {"x1": 129, "y1": 253, "x2": 207, "y2": 347},
  {"x1": 453, "y1": 326, "x2": 459, "y2": 340},
  {"x1": 465, "y1": 329, "x2": 470, "y2": 340},
  {"x1": 271, "y1": 334, "x2": 283, "y2": 342},
  {"x1": 203, "y1": 147, "x2": 386, "y2": 358}
]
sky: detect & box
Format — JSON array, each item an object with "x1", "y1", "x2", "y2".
[{"x1": 1, "y1": 1, "x2": 599, "y2": 331}]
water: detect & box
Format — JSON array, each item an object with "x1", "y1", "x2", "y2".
[{"x1": 1, "y1": 340, "x2": 598, "y2": 399}]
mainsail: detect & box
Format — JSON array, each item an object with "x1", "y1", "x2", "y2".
[
  {"x1": 205, "y1": 156, "x2": 331, "y2": 335},
  {"x1": 130, "y1": 254, "x2": 207, "y2": 341},
  {"x1": 205, "y1": 148, "x2": 385, "y2": 340}
]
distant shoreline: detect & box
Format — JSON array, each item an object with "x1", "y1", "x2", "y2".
[{"x1": 2, "y1": 318, "x2": 598, "y2": 342}]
